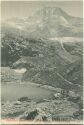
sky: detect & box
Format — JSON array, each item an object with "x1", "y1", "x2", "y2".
[{"x1": 1, "y1": 1, "x2": 83, "y2": 20}]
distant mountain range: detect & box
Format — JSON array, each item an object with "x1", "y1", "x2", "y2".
[{"x1": 1, "y1": 7, "x2": 83, "y2": 39}]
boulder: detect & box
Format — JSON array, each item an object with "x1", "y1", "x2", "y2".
[
  {"x1": 54, "y1": 92, "x2": 61, "y2": 99},
  {"x1": 18, "y1": 97, "x2": 31, "y2": 102},
  {"x1": 19, "y1": 108, "x2": 52, "y2": 121}
]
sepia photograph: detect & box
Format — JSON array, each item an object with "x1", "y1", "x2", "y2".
[{"x1": 0, "y1": 0, "x2": 83, "y2": 124}]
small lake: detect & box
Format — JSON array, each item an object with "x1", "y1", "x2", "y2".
[
  {"x1": 1, "y1": 82, "x2": 54, "y2": 102},
  {"x1": 1, "y1": 67, "x2": 54, "y2": 102}
]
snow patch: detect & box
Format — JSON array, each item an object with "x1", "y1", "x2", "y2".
[
  {"x1": 14, "y1": 68, "x2": 27, "y2": 74},
  {"x1": 48, "y1": 37, "x2": 82, "y2": 43},
  {"x1": 60, "y1": 16, "x2": 69, "y2": 25}
]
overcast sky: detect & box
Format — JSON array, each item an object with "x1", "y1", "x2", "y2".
[{"x1": 1, "y1": 1, "x2": 83, "y2": 20}]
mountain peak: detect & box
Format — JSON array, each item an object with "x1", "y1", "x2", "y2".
[
  {"x1": 43, "y1": 7, "x2": 63, "y2": 12},
  {"x1": 36, "y1": 7, "x2": 69, "y2": 19}
]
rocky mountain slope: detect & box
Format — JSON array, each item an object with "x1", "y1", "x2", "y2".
[{"x1": 1, "y1": 7, "x2": 83, "y2": 93}]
